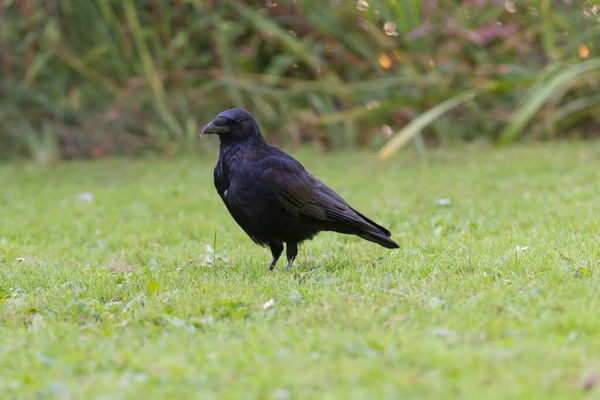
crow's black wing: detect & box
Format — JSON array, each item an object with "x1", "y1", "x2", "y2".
[{"x1": 259, "y1": 154, "x2": 389, "y2": 235}]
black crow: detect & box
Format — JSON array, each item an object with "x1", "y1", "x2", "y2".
[{"x1": 201, "y1": 108, "x2": 399, "y2": 271}]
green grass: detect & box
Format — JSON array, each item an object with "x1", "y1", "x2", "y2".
[{"x1": 1, "y1": 142, "x2": 600, "y2": 399}]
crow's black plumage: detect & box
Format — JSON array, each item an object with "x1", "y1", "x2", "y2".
[{"x1": 201, "y1": 108, "x2": 399, "y2": 270}]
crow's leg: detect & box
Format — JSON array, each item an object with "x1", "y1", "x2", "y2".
[
  {"x1": 268, "y1": 242, "x2": 284, "y2": 271},
  {"x1": 285, "y1": 242, "x2": 298, "y2": 270}
]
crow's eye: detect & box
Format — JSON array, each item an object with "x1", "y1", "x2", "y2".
[{"x1": 233, "y1": 119, "x2": 242, "y2": 126}]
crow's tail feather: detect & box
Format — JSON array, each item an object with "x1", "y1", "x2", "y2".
[
  {"x1": 350, "y1": 207, "x2": 393, "y2": 237},
  {"x1": 351, "y1": 208, "x2": 399, "y2": 249},
  {"x1": 357, "y1": 229, "x2": 399, "y2": 249}
]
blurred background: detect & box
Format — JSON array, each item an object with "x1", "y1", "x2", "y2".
[{"x1": 0, "y1": 0, "x2": 598, "y2": 163}]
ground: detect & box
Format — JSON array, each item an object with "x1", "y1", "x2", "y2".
[{"x1": 1, "y1": 142, "x2": 599, "y2": 399}]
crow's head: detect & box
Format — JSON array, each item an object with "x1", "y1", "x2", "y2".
[{"x1": 201, "y1": 108, "x2": 262, "y2": 142}]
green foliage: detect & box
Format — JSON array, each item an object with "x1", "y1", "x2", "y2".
[
  {"x1": 0, "y1": 0, "x2": 599, "y2": 160},
  {"x1": 2, "y1": 143, "x2": 600, "y2": 396},
  {"x1": 498, "y1": 58, "x2": 600, "y2": 145},
  {"x1": 379, "y1": 88, "x2": 487, "y2": 160}
]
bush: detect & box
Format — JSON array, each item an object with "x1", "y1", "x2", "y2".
[{"x1": 0, "y1": 0, "x2": 598, "y2": 161}]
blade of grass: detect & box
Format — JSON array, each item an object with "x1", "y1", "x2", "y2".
[
  {"x1": 378, "y1": 88, "x2": 488, "y2": 161},
  {"x1": 215, "y1": 21, "x2": 245, "y2": 108},
  {"x1": 498, "y1": 58, "x2": 600, "y2": 145},
  {"x1": 0, "y1": 0, "x2": 13, "y2": 82},
  {"x1": 232, "y1": 2, "x2": 343, "y2": 89},
  {"x1": 232, "y1": 2, "x2": 322, "y2": 69},
  {"x1": 540, "y1": 0, "x2": 557, "y2": 60},
  {"x1": 531, "y1": 94, "x2": 600, "y2": 138},
  {"x1": 124, "y1": 0, "x2": 183, "y2": 138},
  {"x1": 55, "y1": 49, "x2": 119, "y2": 94}
]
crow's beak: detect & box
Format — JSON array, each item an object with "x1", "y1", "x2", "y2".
[{"x1": 201, "y1": 118, "x2": 230, "y2": 136}]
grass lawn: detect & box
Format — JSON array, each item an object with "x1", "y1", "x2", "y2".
[{"x1": 1, "y1": 142, "x2": 600, "y2": 399}]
